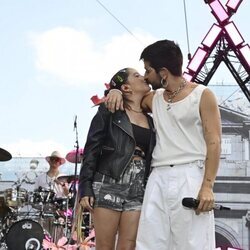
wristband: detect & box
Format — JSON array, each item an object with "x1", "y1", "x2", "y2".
[{"x1": 109, "y1": 89, "x2": 123, "y2": 95}]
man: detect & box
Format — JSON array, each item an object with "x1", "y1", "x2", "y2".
[
  {"x1": 34, "y1": 150, "x2": 69, "y2": 198},
  {"x1": 106, "y1": 40, "x2": 221, "y2": 250},
  {"x1": 34, "y1": 151, "x2": 69, "y2": 241}
]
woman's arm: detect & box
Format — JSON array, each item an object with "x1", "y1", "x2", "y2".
[{"x1": 78, "y1": 104, "x2": 110, "y2": 210}]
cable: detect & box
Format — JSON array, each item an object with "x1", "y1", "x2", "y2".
[
  {"x1": 219, "y1": 84, "x2": 250, "y2": 106},
  {"x1": 95, "y1": 0, "x2": 143, "y2": 45},
  {"x1": 183, "y1": 0, "x2": 191, "y2": 60}
]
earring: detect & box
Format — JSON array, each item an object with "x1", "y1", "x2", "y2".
[{"x1": 160, "y1": 78, "x2": 168, "y2": 88}]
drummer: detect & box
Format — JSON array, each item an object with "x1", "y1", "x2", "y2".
[{"x1": 34, "y1": 151, "x2": 69, "y2": 198}]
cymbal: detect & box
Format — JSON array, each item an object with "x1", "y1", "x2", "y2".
[
  {"x1": 0, "y1": 148, "x2": 12, "y2": 162},
  {"x1": 57, "y1": 175, "x2": 78, "y2": 183},
  {"x1": 66, "y1": 148, "x2": 84, "y2": 163}
]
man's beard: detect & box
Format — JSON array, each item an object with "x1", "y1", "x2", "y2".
[{"x1": 151, "y1": 81, "x2": 162, "y2": 90}]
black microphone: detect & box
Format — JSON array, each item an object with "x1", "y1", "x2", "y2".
[
  {"x1": 73, "y1": 115, "x2": 77, "y2": 131},
  {"x1": 182, "y1": 197, "x2": 231, "y2": 210}
]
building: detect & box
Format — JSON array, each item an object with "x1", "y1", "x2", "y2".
[{"x1": 215, "y1": 106, "x2": 250, "y2": 250}]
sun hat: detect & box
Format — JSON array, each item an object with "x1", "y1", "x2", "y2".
[{"x1": 45, "y1": 151, "x2": 66, "y2": 165}]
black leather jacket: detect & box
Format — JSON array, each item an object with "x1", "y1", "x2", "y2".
[{"x1": 78, "y1": 103, "x2": 156, "y2": 198}]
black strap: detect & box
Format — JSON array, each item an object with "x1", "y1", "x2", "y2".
[{"x1": 133, "y1": 149, "x2": 145, "y2": 159}]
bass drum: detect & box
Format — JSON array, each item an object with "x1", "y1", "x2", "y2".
[{"x1": 6, "y1": 219, "x2": 44, "y2": 250}]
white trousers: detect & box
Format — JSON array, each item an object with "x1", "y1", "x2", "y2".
[{"x1": 136, "y1": 161, "x2": 215, "y2": 250}]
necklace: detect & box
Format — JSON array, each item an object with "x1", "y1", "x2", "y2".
[
  {"x1": 129, "y1": 108, "x2": 143, "y2": 113},
  {"x1": 165, "y1": 78, "x2": 187, "y2": 110},
  {"x1": 46, "y1": 171, "x2": 58, "y2": 188},
  {"x1": 46, "y1": 174, "x2": 54, "y2": 189}
]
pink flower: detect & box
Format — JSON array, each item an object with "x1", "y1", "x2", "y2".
[
  {"x1": 43, "y1": 230, "x2": 95, "y2": 250},
  {"x1": 64, "y1": 244, "x2": 78, "y2": 250},
  {"x1": 79, "y1": 229, "x2": 96, "y2": 250},
  {"x1": 43, "y1": 236, "x2": 68, "y2": 250}
]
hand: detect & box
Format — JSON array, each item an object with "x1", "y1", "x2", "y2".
[
  {"x1": 55, "y1": 179, "x2": 69, "y2": 196},
  {"x1": 195, "y1": 186, "x2": 214, "y2": 215},
  {"x1": 80, "y1": 196, "x2": 94, "y2": 212},
  {"x1": 105, "y1": 89, "x2": 124, "y2": 113},
  {"x1": 62, "y1": 182, "x2": 69, "y2": 196}
]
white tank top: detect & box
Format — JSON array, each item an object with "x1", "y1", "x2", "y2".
[{"x1": 151, "y1": 85, "x2": 207, "y2": 167}]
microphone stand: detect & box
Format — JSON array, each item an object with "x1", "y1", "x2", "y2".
[
  {"x1": 70, "y1": 116, "x2": 81, "y2": 240},
  {"x1": 72, "y1": 116, "x2": 79, "y2": 199}
]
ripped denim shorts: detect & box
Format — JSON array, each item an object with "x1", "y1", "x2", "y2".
[{"x1": 92, "y1": 159, "x2": 146, "y2": 211}]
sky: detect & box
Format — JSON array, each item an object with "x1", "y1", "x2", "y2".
[{"x1": 0, "y1": 0, "x2": 250, "y2": 158}]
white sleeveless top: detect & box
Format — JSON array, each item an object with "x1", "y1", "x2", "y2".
[{"x1": 151, "y1": 85, "x2": 207, "y2": 167}]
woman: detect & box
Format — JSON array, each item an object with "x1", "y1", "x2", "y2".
[{"x1": 78, "y1": 68, "x2": 156, "y2": 250}]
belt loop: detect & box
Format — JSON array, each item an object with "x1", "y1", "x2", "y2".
[{"x1": 197, "y1": 160, "x2": 204, "y2": 169}]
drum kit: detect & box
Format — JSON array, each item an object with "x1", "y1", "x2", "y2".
[{"x1": 0, "y1": 147, "x2": 92, "y2": 250}]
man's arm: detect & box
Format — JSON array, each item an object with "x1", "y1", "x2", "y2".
[
  {"x1": 196, "y1": 88, "x2": 221, "y2": 214},
  {"x1": 105, "y1": 89, "x2": 124, "y2": 113},
  {"x1": 141, "y1": 91, "x2": 155, "y2": 113},
  {"x1": 105, "y1": 89, "x2": 155, "y2": 113}
]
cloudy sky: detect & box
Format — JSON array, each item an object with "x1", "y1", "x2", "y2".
[{"x1": 1, "y1": 0, "x2": 249, "y2": 157}]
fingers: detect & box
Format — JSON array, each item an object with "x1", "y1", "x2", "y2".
[
  {"x1": 80, "y1": 196, "x2": 94, "y2": 212},
  {"x1": 90, "y1": 197, "x2": 94, "y2": 207},
  {"x1": 117, "y1": 99, "x2": 124, "y2": 111},
  {"x1": 108, "y1": 101, "x2": 116, "y2": 113},
  {"x1": 195, "y1": 186, "x2": 215, "y2": 215},
  {"x1": 104, "y1": 98, "x2": 114, "y2": 113},
  {"x1": 104, "y1": 91, "x2": 124, "y2": 113},
  {"x1": 195, "y1": 198, "x2": 214, "y2": 215},
  {"x1": 62, "y1": 182, "x2": 69, "y2": 188}
]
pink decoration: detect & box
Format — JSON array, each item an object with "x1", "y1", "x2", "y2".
[
  {"x1": 43, "y1": 230, "x2": 95, "y2": 250},
  {"x1": 79, "y1": 229, "x2": 96, "y2": 250},
  {"x1": 90, "y1": 95, "x2": 106, "y2": 106},
  {"x1": 104, "y1": 83, "x2": 110, "y2": 89},
  {"x1": 91, "y1": 83, "x2": 111, "y2": 105},
  {"x1": 43, "y1": 236, "x2": 68, "y2": 250}
]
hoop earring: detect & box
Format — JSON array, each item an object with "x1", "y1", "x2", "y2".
[{"x1": 161, "y1": 78, "x2": 168, "y2": 88}]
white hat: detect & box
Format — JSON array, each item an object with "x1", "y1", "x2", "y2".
[{"x1": 46, "y1": 151, "x2": 66, "y2": 165}]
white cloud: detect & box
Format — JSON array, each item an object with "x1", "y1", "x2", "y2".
[
  {"x1": 30, "y1": 27, "x2": 157, "y2": 86},
  {"x1": 3, "y1": 139, "x2": 68, "y2": 157}
]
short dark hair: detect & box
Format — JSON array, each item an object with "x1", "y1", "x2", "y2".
[{"x1": 140, "y1": 39, "x2": 183, "y2": 76}]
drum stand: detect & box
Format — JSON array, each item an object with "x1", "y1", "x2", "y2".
[
  {"x1": 67, "y1": 117, "x2": 83, "y2": 242},
  {"x1": 0, "y1": 219, "x2": 5, "y2": 246},
  {"x1": 51, "y1": 195, "x2": 72, "y2": 243},
  {"x1": 63, "y1": 197, "x2": 70, "y2": 237}
]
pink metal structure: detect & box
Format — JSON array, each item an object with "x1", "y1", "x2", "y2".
[{"x1": 184, "y1": 0, "x2": 250, "y2": 101}]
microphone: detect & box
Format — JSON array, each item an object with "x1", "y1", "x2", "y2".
[
  {"x1": 182, "y1": 197, "x2": 231, "y2": 210},
  {"x1": 73, "y1": 115, "x2": 77, "y2": 131}
]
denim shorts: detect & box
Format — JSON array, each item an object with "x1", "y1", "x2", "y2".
[{"x1": 92, "y1": 159, "x2": 146, "y2": 211}]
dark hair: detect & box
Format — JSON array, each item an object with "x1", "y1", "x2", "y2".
[
  {"x1": 140, "y1": 39, "x2": 183, "y2": 76},
  {"x1": 104, "y1": 68, "x2": 129, "y2": 96}
]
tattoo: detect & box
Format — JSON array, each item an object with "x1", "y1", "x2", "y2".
[
  {"x1": 209, "y1": 142, "x2": 216, "y2": 145},
  {"x1": 206, "y1": 178, "x2": 212, "y2": 182}
]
